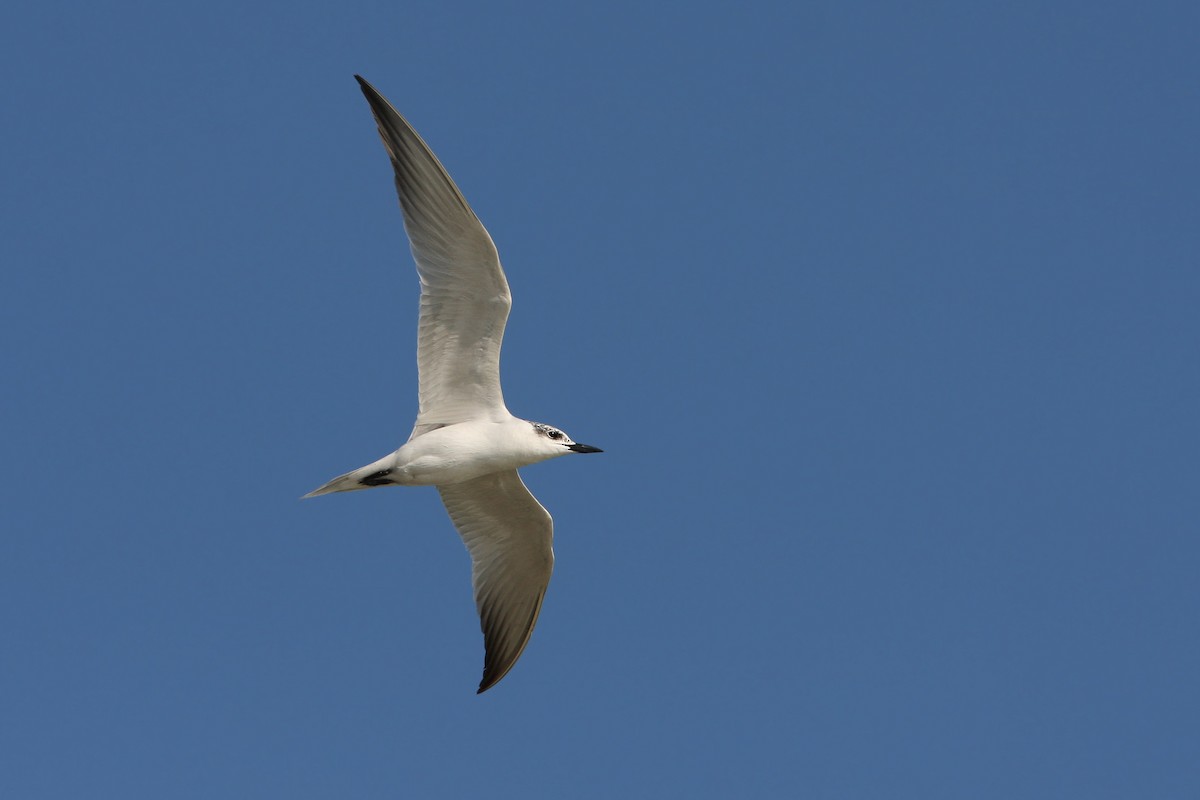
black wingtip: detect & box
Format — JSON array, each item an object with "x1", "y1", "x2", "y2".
[
  {"x1": 354, "y1": 75, "x2": 392, "y2": 117},
  {"x1": 476, "y1": 672, "x2": 500, "y2": 694},
  {"x1": 354, "y1": 74, "x2": 379, "y2": 98}
]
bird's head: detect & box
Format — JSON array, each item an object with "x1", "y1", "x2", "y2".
[{"x1": 528, "y1": 422, "x2": 603, "y2": 457}]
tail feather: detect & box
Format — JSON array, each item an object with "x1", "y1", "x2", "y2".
[
  {"x1": 302, "y1": 455, "x2": 397, "y2": 499},
  {"x1": 302, "y1": 471, "x2": 367, "y2": 499}
]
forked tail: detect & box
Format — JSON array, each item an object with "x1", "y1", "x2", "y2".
[{"x1": 302, "y1": 456, "x2": 397, "y2": 498}]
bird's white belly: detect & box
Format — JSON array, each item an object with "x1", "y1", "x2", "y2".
[{"x1": 394, "y1": 453, "x2": 500, "y2": 486}]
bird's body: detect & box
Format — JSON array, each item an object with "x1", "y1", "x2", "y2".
[
  {"x1": 307, "y1": 417, "x2": 587, "y2": 490},
  {"x1": 305, "y1": 76, "x2": 601, "y2": 694}
]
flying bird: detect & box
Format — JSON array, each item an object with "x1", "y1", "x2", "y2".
[{"x1": 305, "y1": 76, "x2": 602, "y2": 693}]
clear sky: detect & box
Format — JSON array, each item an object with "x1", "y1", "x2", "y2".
[{"x1": 2, "y1": 1, "x2": 1198, "y2": 797}]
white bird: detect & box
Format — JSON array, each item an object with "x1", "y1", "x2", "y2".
[{"x1": 304, "y1": 76, "x2": 602, "y2": 694}]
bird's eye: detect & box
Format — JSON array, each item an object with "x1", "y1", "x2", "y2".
[{"x1": 548, "y1": 430, "x2": 563, "y2": 440}]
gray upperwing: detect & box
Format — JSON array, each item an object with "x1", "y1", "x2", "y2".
[{"x1": 356, "y1": 76, "x2": 512, "y2": 434}]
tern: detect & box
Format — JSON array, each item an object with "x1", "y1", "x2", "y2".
[{"x1": 304, "y1": 76, "x2": 602, "y2": 693}]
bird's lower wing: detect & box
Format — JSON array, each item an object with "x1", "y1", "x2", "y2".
[{"x1": 437, "y1": 470, "x2": 554, "y2": 693}]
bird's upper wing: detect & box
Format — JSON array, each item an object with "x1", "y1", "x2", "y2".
[
  {"x1": 356, "y1": 76, "x2": 511, "y2": 438},
  {"x1": 437, "y1": 470, "x2": 554, "y2": 693}
]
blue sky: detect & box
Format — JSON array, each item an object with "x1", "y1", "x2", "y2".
[{"x1": 3, "y1": 1, "x2": 1198, "y2": 797}]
